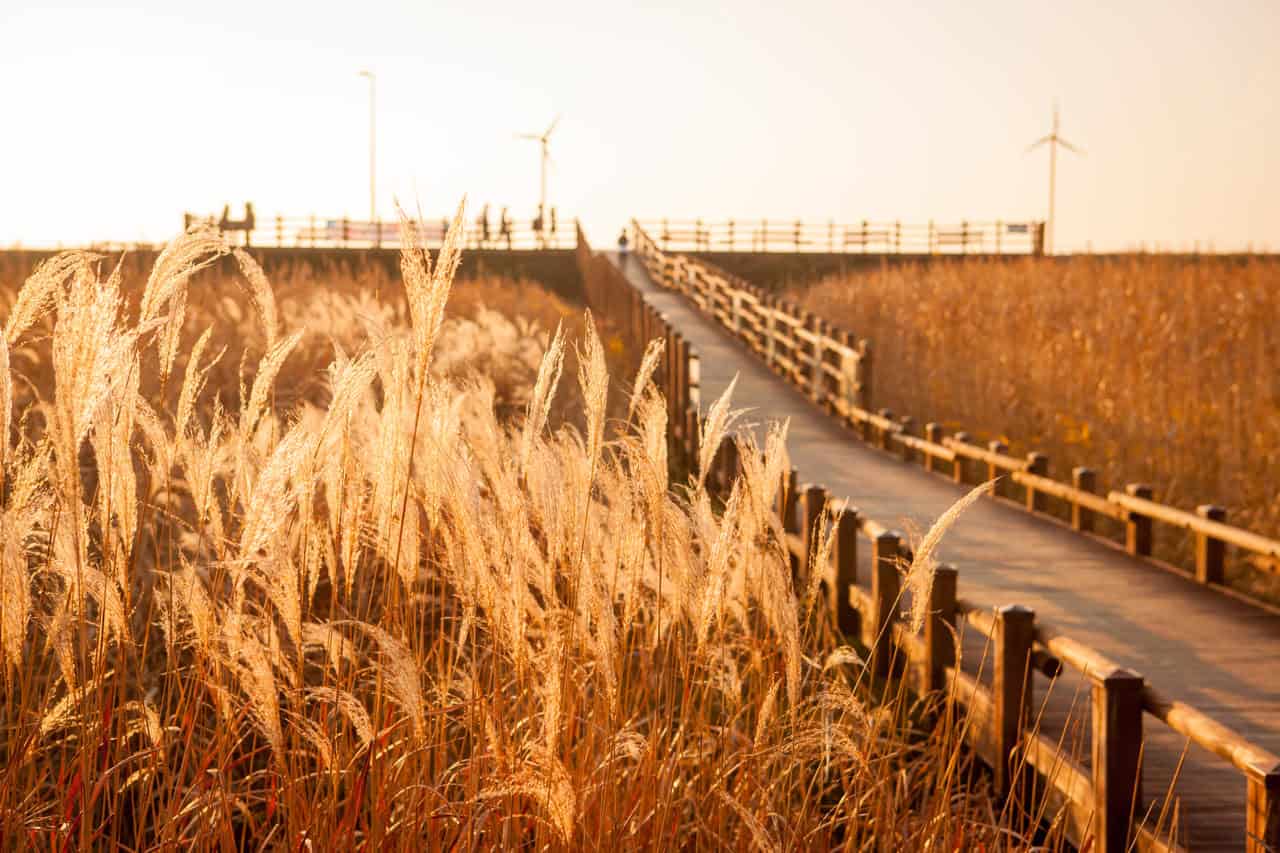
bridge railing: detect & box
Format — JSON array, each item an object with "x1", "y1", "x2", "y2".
[
  {"x1": 182, "y1": 214, "x2": 573, "y2": 251},
  {"x1": 635, "y1": 218, "x2": 1045, "y2": 255},
  {"x1": 631, "y1": 219, "x2": 1280, "y2": 593},
  {"x1": 634, "y1": 219, "x2": 1280, "y2": 852}
]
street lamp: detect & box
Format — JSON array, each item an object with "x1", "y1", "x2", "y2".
[{"x1": 357, "y1": 70, "x2": 376, "y2": 223}]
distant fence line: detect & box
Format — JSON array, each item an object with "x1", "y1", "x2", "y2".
[
  {"x1": 4, "y1": 215, "x2": 574, "y2": 254},
  {"x1": 626, "y1": 220, "x2": 1280, "y2": 852},
  {"x1": 182, "y1": 213, "x2": 574, "y2": 251},
  {"x1": 636, "y1": 218, "x2": 1046, "y2": 255}
]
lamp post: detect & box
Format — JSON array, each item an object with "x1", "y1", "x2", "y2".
[{"x1": 358, "y1": 70, "x2": 376, "y2": 223}]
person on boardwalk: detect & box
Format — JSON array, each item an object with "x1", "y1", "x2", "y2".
[
  {"x1": 617, "y1": 228, "x2": 630, "y2": 259},
  {"x1": 478, "y1": 204, "x2": 491, "y2": 247},
  {"x1": 499, "y1": 207, "x2": 512, "y2": 249}
]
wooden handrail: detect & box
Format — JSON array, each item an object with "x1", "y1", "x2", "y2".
[
  {"x1": 1142, "y1": 684, "x2": 1280, "y2": 776},
  {"x1": 1011, "y1": 469, "x2": 1128, "y2": 521},
  {"x1": 698, "y1": 323, "x2": 1280, "y2": 851},
  {"x1": 633, "y1": 219, "x2": 1280, "y2": 593},
  {"x1": 943, "y1": 436, "x2": 1027, "y2": 471},
  {"x1": 1110, "y1": 491, "x2": 1280, "y2": 560},
  {"x1": 633, "y1": 218, "x2": 1044, "y2": 255}
]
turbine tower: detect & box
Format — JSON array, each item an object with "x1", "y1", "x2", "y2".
[
  {"x1": 517, "y1": 115, "x2": 560, "y2": 233},
  {"x1": 1026, "y1": 101, "x2": 1083, "y2": 254}
]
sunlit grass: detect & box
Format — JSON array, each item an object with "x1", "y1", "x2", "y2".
[{"x1": 0, "y1": 218, "x2": 1068, "y2": 849}]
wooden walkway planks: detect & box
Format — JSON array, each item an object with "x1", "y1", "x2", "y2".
[{"x1": 608, "y1": 251, "x2": 1280, "y2": 851}]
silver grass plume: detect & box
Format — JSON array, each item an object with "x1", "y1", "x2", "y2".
[
  {"x1": 519, "y1": 321, "x2": 566, "y2": 478},
  {"x1": 626, "y1": 337, "x2": 665, "y2": 425},
  {"x1": 905, "y1": 480, "x2": 994, "y2": 632}
]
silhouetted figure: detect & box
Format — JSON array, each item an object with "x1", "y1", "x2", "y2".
[
  {"x1": 479, "y1": 204, "x2": 491, "y2": 247},
  {"x1": 618, "y1": 228, "x2": 630, "y2": 259},
  {"x1": 549, "y1": 207, "x2": 558, "y2": 241},
  {"x1": 243, "y1": 202, "x2": 255, "y2": 246},
  {"x1": 441, "y1": 217, "x2": 450, "y2": 246},
  {"x1": 499, "y1": 207, "x2": 512, "y2": 249}
]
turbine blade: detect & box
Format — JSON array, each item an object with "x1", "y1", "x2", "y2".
[
  {"x1": 516, "y1": 132, "x2": 540, "y2": 140},
  {"x1": 1058, "y1": 137, "x2": 1085, "y2": 155},
  {"x1": 545, "y1": 114, "x2": 561, "y2": 139},
  {"x1": 1025, "y1": 135, "x2": 1052, "y2": 153}
]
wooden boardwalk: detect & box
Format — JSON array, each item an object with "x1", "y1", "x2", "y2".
[{"x1": 608, "y1": 251, "x2": 1280, "y2": 850}]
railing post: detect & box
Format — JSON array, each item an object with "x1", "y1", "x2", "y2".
[
  {"x1": 869, "y1": 531, "x2": 901, "y2": 678},
  {"x1": 993, "y1": 605, "x2": 1035, "y2": 796},
  {"x1": 800, "y1": 484, "x2": 828, "y2": 588},
  {"x1": 1246, "y1": 760, "x2": 1280, "y2": 853},
  {"x1": 1195, "y1": 504, "x2": 1227, "y2": 585},
  {"x1": 806, "y1": 314, "x2": 822, "y2": 403},
  {"x1": 922, "y1": 563, "x2": 957, "y2": 693},
  {"x1": 764, "y1": 299, "x2": 777, "y2": 370},
  {"x1": 1125, "y1": 484, "x2": 1154, "y2": 557},
  {"x1": 988, "y1": 440, "x2": 1008, "y2": 497},
  {"x1": 899, "y1": 416, "x2": 915, "y2": 463},
  {"x1": 1091, "y1": 668, "x2": 1144, "y2": 853},
  {"x1": 925, "y1": 423, "x2": 942, "y2": 474},
  {"x1": 1025, "y1": 452, "x2": 1049, "y2": 512},
  {"x1": 1072, "y1": 467, "x2": 1097, "y2": 532},
  {"x1": 665, "y1": 327, "x2": 678, "y2": 428},
  {"x1": 878, "y1": 409, "x2": 894, "y2": 451},
  {"x1": 685, "y1": 403, "x2": 700, "y2": 466},
  {"x1": 953, "y1": 432, "x2": 971, "y2": 484},
  {"x1": 856, "y1": 339, "x2": 873, "y2": 411},
  {"x1": 777, "y1": 468, "x2": 799, "y2": 535},
  {"x1": 832, "y1": 503, "x2": 859, "y2": 635}
]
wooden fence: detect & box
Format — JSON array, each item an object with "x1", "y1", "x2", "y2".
[
  {"x1": 636, "y1": 218, "x2": 1045, "y2": 255},
  {"x1": 576, "y1": 224, "x2": 701, "y2": 467},
  {"x1": 626, "y1": 221, "x2": 1280, "y2": 852},
  {"x1": 182, "y1": 213, "x2": 573, "y2": 251}
]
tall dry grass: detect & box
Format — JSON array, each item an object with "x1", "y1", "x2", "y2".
[
  {"x1": 793, "y1": 256, "x2": 1280, "y2": 598},
  {"x1": 0, "y1": 217, "x2": 1067, "y2": 849}
]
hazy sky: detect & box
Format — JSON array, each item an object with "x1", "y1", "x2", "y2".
[{"x1": 1, "y1": 0, "x2": 1276, "y2": 251}]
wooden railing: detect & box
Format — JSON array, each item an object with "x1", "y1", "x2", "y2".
[
  {"x1": 576, "y1": 223, "x2": 701, "y2": 466},
  {"x1": 632, "y1": 223, "x2": 875, "y2": 417},
  {"x1": 184, "y1": 213, "x2": 573, "y2": 251},
  {"x1": 635, "y1": 221, "x2": 1280, "y2": 852},
  {"x1": 631, "y1": 221, "x2": 1280, "y2": 588},
  {"x1": 635, "y1": 218, "x2": 1045, "y2": 255}
]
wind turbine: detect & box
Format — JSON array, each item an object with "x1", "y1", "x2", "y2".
[
  {"x1": 1026, "y1": 101, "x2": 1084, "y2": 254},
  {"x1": 517, "y1": 115, "x2": 560, "y2": 232}
]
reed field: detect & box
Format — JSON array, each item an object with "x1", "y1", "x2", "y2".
[
  {"x1": 0, "y1": 215, "x2": 1087, "y2": 849},
  {"x1": 792, "y1": 256, "x2": 1280, "y2": 600}
]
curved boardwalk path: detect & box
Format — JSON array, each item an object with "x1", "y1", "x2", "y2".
[{"x1": 608, "y1": 251, "x2": 1280, "y2": 850}]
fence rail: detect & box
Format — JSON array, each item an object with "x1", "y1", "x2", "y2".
[
  {"x1": 176, "y1": 213, "x2": 573, "y2": 251},
  {"x1": 628, "y1": 220, "x2": 1280, "y2": 852},
  {"x1": 635, "y1": 218, "x2": 1045, "y2": 255}
]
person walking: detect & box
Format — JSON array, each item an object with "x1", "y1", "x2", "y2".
[
  {"x1": 499, "y1": 207, "x2": 512, "y2": 249},
  {"x1": 618, "y1": 228, "x2": 630, "y2": 259}
]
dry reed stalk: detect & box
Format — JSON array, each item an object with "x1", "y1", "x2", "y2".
[
  {"x1": 0, "y1": 226, "x2": 1101, "y2": 851},
  {"x1": 794, "y1": 256, "x2": 1280, "y2": 597}
]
